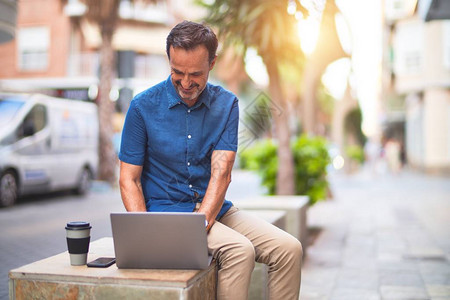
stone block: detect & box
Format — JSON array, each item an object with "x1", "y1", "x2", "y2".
[
  {"x1": 233, "y1": 196, "x2": 309, "y2": 248},
  {"x1": 9, "y1": 238, "x2": 216, "y2": 300}
]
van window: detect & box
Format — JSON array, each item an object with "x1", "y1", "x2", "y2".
[
  {"x1": 0, "y1": 99, "x2": 25, "y2": 128},
  {"x1": 18, "y1": 104, "x2": 47, "y2": 139}
]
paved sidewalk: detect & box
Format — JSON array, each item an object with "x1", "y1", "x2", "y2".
[{"x1": 300, "y1": 168, "x2": 450, "y2": 300}]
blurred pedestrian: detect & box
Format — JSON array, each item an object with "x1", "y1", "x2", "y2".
[
  {"x1": 385, "y1": 138, "x2": 402, "y2": 174},
  {"x1": 364, "y1": 137, "x2": 381, "y2": 176}
]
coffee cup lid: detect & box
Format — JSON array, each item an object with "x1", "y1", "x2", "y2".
[{"x1": 66, "y1": 221, "x2": 91, "y2": 230}]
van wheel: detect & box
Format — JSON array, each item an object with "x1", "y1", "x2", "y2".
[
  {"x1": 0, "y1": 171, "x2": 18, "y2": 207},
  {"x1": 74, "y1": 168, "x2": 92, "y2": 196}
]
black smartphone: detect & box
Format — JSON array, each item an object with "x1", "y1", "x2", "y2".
[{"x1": 87, "y1": 257, "x2": 116, "y2": 268}]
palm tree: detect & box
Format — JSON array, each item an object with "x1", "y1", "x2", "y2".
[
  {"x1": 63, "y1": 0, "x2": 154, "y2": 184},
  {"x1": 83, "y1": 0, "x2": 120, "y2": 184},
  {"x1": 301, "y1": 0, "x2": 349, "y2": 134},
  {"x1": 201, "y1": 0, "x2": 307, "y2": 194}
]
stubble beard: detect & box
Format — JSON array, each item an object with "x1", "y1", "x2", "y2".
[{"x1": 175, "y1": 81, "x2": 204, "y2": 103}]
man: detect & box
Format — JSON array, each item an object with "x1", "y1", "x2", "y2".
[{"x1": 119, "y1": 20, "x2": 302, "y2": 300}]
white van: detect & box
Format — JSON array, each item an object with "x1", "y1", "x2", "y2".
[{"x1": 0, "y1": 93, "x2": 99, "y2": 207}]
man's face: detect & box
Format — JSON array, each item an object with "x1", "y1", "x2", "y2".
[{"x1": 169, "y1": 45, "x2": 216, "y2": 105}]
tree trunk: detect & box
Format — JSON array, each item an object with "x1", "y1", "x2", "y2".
[
  {"x1": 331, "y1": 82, "x2": 358, "y2": 150},
  {"x1": 301, "y1": 65, "x2": 321, "y2": 134},
  {"x1": 301, "y1": 0, "x2": 349, "y2": 135},
  {"x1": 81, "y1": 0, "x2": 120, "y2": 184},
  {"x1": 265, "y1": 58, "x2": 295, "y2": 195},
  {"x1": 97, "y1": 30, "x2": 116, "y2": 184}
]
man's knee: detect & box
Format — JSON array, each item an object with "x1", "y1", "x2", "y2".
[
  {"x1": 281, "y1": 235, "x2": 303, "y2": 262},
  {"x1": 235, "y1": 238, "x2": 256, "y2": 264},
  {"x1": 221, "y1": 237, "x2": 256, "y2": 269}
]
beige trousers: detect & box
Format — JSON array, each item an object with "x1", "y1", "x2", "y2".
[{"x1": 208, "y1": 206, "x2": 303, "y2": 300}]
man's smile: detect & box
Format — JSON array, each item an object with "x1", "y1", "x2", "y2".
[{"x1": 176, "y1": 81, "x2": 199, "y2": 93}]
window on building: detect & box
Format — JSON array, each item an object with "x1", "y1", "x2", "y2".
[
  {"x1": 393, "y1": 21, "x2": 424, "y2": 75},
  {"x1": 18, "y1": 26, "x2": 50, "y2": 71},
  {"x1": 444, "y1": 21, "x2": 450, "y2": 70}
]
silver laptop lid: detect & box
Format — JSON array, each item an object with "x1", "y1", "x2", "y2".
[{"x1": 110, "y1": 212, "x2": 211, "y2": 270}]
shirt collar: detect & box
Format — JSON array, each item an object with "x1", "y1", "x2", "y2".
[{"x1": 166, "y1": 75, "x2": 211, "y2": 110}]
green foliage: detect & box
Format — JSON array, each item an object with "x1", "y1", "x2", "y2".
[
  {"x1": 291, "y1": 135, "x2": 330, "y2": 205},
  {"x1": 345, "y1": 144, "x2": 365, "y2": 164},
  {"x1": 239, "y1": 139, "x2": 278, "y2": 195},
  {"x1": 240, "y1": 135, "x2": 330, "y2": 205},
  {"x1": 317, "y1": 83, "x2": 335, "y2": 117},
  {"x1": 344, "y1": 107, "x2": 366, "y2": 146},
  {"x1": 197, "y1": 0, "x2": 306, "y2": 64}
]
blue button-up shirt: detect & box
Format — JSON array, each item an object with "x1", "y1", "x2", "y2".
[{"x1": 119, "y1": 76, "x2": 239, "y2": 219}]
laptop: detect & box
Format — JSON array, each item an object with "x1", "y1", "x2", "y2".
[{"x1": 110, "y1": 212, "x2": 212, "y2": 270}]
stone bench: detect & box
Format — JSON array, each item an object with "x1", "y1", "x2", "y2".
[
  {"x1": 234, "y1": 196, "x2": 309, "y2": 250},
  {"x1": 243, "y1": 209, "x2": 287, "y2": 231},
  {"x1": 9, "y1": 237, "x2": 217, "y2": 300},
  {"x1": 9, "y1": 210, "x2": 288, "y2": 300}
]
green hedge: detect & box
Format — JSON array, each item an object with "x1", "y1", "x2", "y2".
[
  {"x1": 240, "y1": 134, "x2": 330, "y2": 205},
  {"x1": 345, "y1": 144, "x2": 365, "y2": 164}
]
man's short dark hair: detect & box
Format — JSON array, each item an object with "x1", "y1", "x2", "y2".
[{"x1": 166, "y1": 20, "x2": 218, "y2": 64}]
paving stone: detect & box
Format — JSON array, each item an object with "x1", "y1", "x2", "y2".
[
  {"x1": 379, "y1": 270, "x2": 424, "y2": 286},
  {"x1": 405, "y1": 247, "x2": 447, "y2": 260},
  {"x1": 419, "y1": 261, "x2": 450, "y2": 274},
  {"x1": 342, "y1": 256, "x2": 378, "y2": 269},
  {"x1": 426, "y1": 285, "x2": 450, "y2": 298},
  {"x1": 301, "y1": 170, "x2": 450, "y2": 300},
  {"x1": 303, "y1": 249, "x2": 343, "y2": 268},
  {"x1": 422, "y1": 274, "x2": 450, "y2": 285},
  {"x1": 380, "y1": 285, "x2": 430, "y2": 299},
  {"x1": 335, "y1": 268, "x2": 378, "y2": 290},
  {"x1": 329, "y1": 288, "x2": 380, "y2": 300},
  {"x1": 377, "y1": 258, "x2": 419, "y2": 272},
  {"x1": 300, "y1": 268, "x2": 339, "y2": 289},
  {"x1": 299, "y1": 285, "x2": 330, "y2": 300}
]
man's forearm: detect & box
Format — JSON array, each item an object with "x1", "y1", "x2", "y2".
[
  {"x1": 119, "y1": 161, "x2": 147, "y2": 211},
  {"x1": 198, "y1": 150, "x2": 235, "y2": 230},
  {"x1": 120, "y1": 179, "x2": 147, "y2": 212},
  {"x1": 199, "y1": 173, "x2": 231, "y2": 228},
  {"x1": 119, "y1": 161, "x2": 147, "y2": 212}
]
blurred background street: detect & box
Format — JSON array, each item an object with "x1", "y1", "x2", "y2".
[
  {"x1": 302, "y1": 167, "x2": 450, "y2": 300},
  {"x1": 1, "y1": 0, "x2": 449, "y2": 299}
]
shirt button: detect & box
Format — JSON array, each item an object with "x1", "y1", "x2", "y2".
[
  {"x1": 188, "y1": 134, "x2": 192, "y2": 139},
  {"x1": 189, "y1": 184, "x2": 193, "y2": 188},
  {"x1": 187, "y1": 109, "x2": 191, "y2": 113},
  {"x1": 187, "y1": 162, "x2": 191, "y2": 166}
]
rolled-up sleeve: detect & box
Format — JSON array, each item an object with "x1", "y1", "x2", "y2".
[
  {"x1": 118, "y1": 100, "x2": 147, "y2": 166},
  {"x1": 214, "y1": 97, "x2": 239, "y2": 152}
]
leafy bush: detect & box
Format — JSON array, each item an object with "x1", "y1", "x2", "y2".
[
  {"x1": 240, "y1": 134, "x2": 330, "y2": 205},
  {"x1": 345, "y1": 144, "x2": 365, "y2": 164},
  {"x1": 292, "y1": 135, "x2": 330, "y2": 205},
  {"x1": 239, "y1": 139, "x2": 278, "y2": 195}
]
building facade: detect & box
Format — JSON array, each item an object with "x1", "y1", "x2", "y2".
[
  {"x1": 382, "y1": 0, "x2": 450, "y2": 173},
  {"x1": 0, "y1": 0, "x2": 184, "y2": 107}
]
